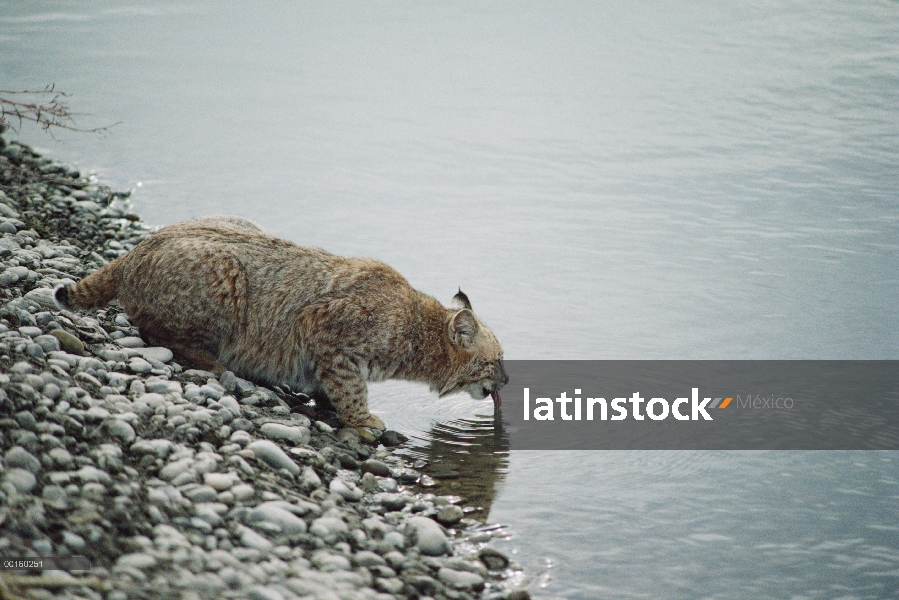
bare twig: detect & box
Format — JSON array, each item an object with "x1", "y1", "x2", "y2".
[{"x1": 0, "y1": 84, "x2": 119, "y2": 136}]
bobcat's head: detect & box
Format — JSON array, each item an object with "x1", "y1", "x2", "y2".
[{"x1": 438, "y1": 290, "x2": 509, "y2": 408}]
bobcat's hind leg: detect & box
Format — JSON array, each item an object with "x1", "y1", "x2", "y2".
[{"x1": 315, "y1": 353, "x2": 386, "y2": 430}]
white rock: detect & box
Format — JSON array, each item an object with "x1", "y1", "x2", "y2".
[
  {"x1": 247, "y1": 440, "x2": 300, "y2": 475},
  {"x1": 246, "y1": 502, "x2": 308, "y2": 535},
  {"x1": 260, "y1": 423, "x2": 310, "y2": 445},
  {"x1": 204, "y1": 471, "x2": 239, "y2": 491},
  {"x1": 404, "y1": 516, "x2": 450, "y2": 556}
]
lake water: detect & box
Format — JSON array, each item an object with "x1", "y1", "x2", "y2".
[{"x1": 3, "y1": 1, "x2": 899, "y2": 597}]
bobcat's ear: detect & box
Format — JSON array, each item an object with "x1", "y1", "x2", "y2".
[
  {"x1": 449, "y1": 309, "x2": 479, "y2": 348},
  {"x1": 451, "y1": 289, "x2": 472, "y2": 310}
]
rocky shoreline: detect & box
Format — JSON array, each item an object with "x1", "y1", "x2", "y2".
[{"x1": 0, "y1": 134, "x2": 527, "y2": 600}]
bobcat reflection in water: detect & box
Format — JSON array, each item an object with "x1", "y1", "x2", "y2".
[{"x1": 402, "y1": 415, "x2": 510, "y2": 523}]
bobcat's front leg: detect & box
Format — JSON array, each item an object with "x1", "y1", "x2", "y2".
[{"x1": 315, "y1": 353, "x2": 386, "y2": 430}]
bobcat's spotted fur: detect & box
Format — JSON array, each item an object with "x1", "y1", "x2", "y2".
[{"x1": 56, "y1": 216, "x2": 508, "y2": 429}]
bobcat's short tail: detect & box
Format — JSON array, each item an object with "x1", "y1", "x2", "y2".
[{"x1": 55, "y1": 258, "x2": 123, "y2": 309}]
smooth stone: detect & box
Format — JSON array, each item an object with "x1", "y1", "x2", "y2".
[
  {"x1": 41, "y1": 484, "x2": 68, "y2": 509},
  {"x1": 377, "y1": 477, "x2": 398, "y2": 493},
  {"x1": 184, "y1": 485, "x2": 218, "y2": 503},
  {"x1": 375, "y1": 493, "x2": 406, "y2": 512},
  {"x1": 361, "y1": 459, "x2": 392, "y2": 478},
  {"x1": 132, "y1": 346, "x2": 173, "y2": 363},
  {"x1": 128, "y1": 358, "x2": 153, "y2": 373},
  {"x1": 219, "y1": 370, "x2": 237, "y2": 392},
  {"x1": 309, "y1": 517, "x2": 348, "y2": 543},
  {"x1": 380, "y1": 430, "x2": 408, "y2": 446},
  {"x1": 259, "y1": 423, "x2": 310, "y2": 445},
  {"x1": 116, "y1": 336, "x2": 146, "y2": 348},
  {"x1": 104, "y1": 419, "x2": 136, "y2": 444},
  {"x1": 48, "y1": 447, "x2": 73, "y2": 468},
  {"x1": 438, "y1": 567, "x2": 485, "y2": 590},
  {"x1": 115, "y1": 552, "x2": 158, "y2": 570},
  {"x1": 245, "y1": 586, "x2": 286, "y2": 600},
  {"x1": 310, "y1": 550, "x2": 351, "y2": 572},
  {"x1": 62, "y1": 531, "x2": 85, "y2": 550},
  {"x1": 23, "y1": 287, "x2": 57, "y2": 309},
  {"x1": 436, "y1": 505, "x2": 464, "y2": 526},
  {"x1": 230, "y1": 483, "x2": 255, "y2": 501},
  {"x1": 14, "y1": 411, "x2": 37, "y2": 431},
  {"x1": 478, "y1": 547, "x2": 510, "y2": 570},
  {"x1": 18, "y1": 326, "x2": 42, "y2": 338},
  {"x1": 33, "y1": 334, "x2": 61, "y2": 353},
  {"x1": 159, "y1": 458, "x2": 194, "y2": 481},
  {"x1": 247, "y1": 502, "x2": 308, "y2": 535},
  {"x1": 239, "y1": 527, "x2": 273, "y2": 551},
  {"x1": 329, "y1": 478, "x2": 363, "y2": 502},
  {"x1": 247, "y1": 440, "x2": 300, "y2": 475},
  {"x1": 49, "y1": 330, "x2": 84, "y2": 354},
  {"x1": 203, "y1": 472, "x2": 238, "y2": 491},
  {"x1": 74, "y1": 465, "x2": 112, "y2": 485},
  {"x1": 3, "y1": 446, "x2": 41, "y2": 474},
  {"x1": 404, "y1": 516, "x2": 450, "y2": 556},
  {"x1": 231, "y1": 418, "x2": 254, "y2": 432},
  {"x1": 352, "y1": 550, "x2": 387, "y2": 568},
  {"x1": 4, "y1": 468, "x2": 36, "y2": 493}
]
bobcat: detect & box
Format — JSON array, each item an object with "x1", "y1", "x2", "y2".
[{"x1": 55, "y1": 216, "x2": 508, "y2": 430}]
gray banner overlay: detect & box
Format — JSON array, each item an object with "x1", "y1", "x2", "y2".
[
  {"x1": 495, "y1": 361, "x2": 899, "y2": 449},
  {"x1": 0, "y1": 557, "x2": 92, "y2": 570}
]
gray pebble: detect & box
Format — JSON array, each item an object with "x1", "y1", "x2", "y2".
[
  {"x1": 115, "y1": 552, "x2": 158, "y2": 570},
  {"x1": 136, "y1": 347, "x2": 173, "y2": 363},
  {"x1": 104, "y1": 419, "x2": 136, "y2": 444},
  {"x1": 116, "y1": 336, "x2": 146, "y2": 348},
  {"x1": 159, "y1": 457, "x2": 194, "y2": 481},
  {"x1": 361, "y1": 459, "x2": 392, "y2": 477},
  {"x1": 203, "y1": 472, "x2": 238, "y2": 491},
  {"x1": 4, "y1": 446, "x2": 41, "y2": 473},
  {"x1": 310, "y1": 517, "x2": 348, "y2": 543},
  {"x1": 260, "y1": 422, "x2": 310, "y2": 445},
  {"x1": 404, "y1": 516, "x2": 450, "y2": 556},
  {"x1": 231, "y1": 483, "x2": 255, "y2": 502},
  {"x1": 14, "y1": 411, "x2": 37, "y2": 431},
  {"x1": 436, "y1": 504, "x2": 464, "y2": 526},
  {"x1": 247, "y1": 502, "x2": 308, "y2": 535},
  {"x1": 231, "y1": 418, "x2": 254, "y2": 432},
  {"x1": 438, "y1": 567, "x2": 485, "y2": 590},
  {"x1": 18, "y1": 326, "x2": 42, "y2": 338},
  {"x1": 33, "y1": 334, "x2": 60, "y2": 353},
  {"x1": 41, "y1": 484, "x2": 68, "y2": 509},
  {"x1": 247, "y1": 440, "x2": 300, "y2": 475},
  {"x1": 3, "y1": 468, "x2": 36, "y2": 493},
  {"x1": 219, "y1": 370, "x2": 237, "y2": 392},
  {"x1": 62, "y1": 531, "x2": 85, "y2": 550},
  {"x1": 128, "y1": 358, "x2": 153, "y2": 373},
  {"x1": 329, "y1": 477, "x2": 363, "y2": 502},
  {"x1": 478, "y1": 547, "x2": 510, "y2": 570},
  {"x1": 239, "y1": 526, "x2": 273, "y2": 551},
  {"x1": 184, "y1": 485, "x2": 218, "y2": 503}
]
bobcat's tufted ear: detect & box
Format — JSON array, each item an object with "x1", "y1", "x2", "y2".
[
  {"x1": 451, "y1": 289, "x2": 472, "y2": 310},
  {"x1": 449, "y1": 309, "x2": 479, "y2": 348}
]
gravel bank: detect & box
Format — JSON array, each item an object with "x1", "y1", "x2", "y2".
[{"x1": 0, "y1": 135, "x2": 529, "y2": 600}]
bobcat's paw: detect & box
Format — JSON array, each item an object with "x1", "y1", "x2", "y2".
[{"x1": 357, "y1": 413, "x2": 387, "y2": 431}]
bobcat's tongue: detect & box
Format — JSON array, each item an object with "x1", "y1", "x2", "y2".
[{"x1": 490, "y1": 390, "x2": 502, "y2": 409}]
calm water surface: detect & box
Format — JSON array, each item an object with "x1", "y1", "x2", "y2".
[{"x1": 3, "y1": 2, "x2": 898, "y2": 597}]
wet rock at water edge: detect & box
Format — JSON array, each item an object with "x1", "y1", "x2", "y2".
[{"x1": 380, "y1": 430, "x2": 408, "y2": 446}]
